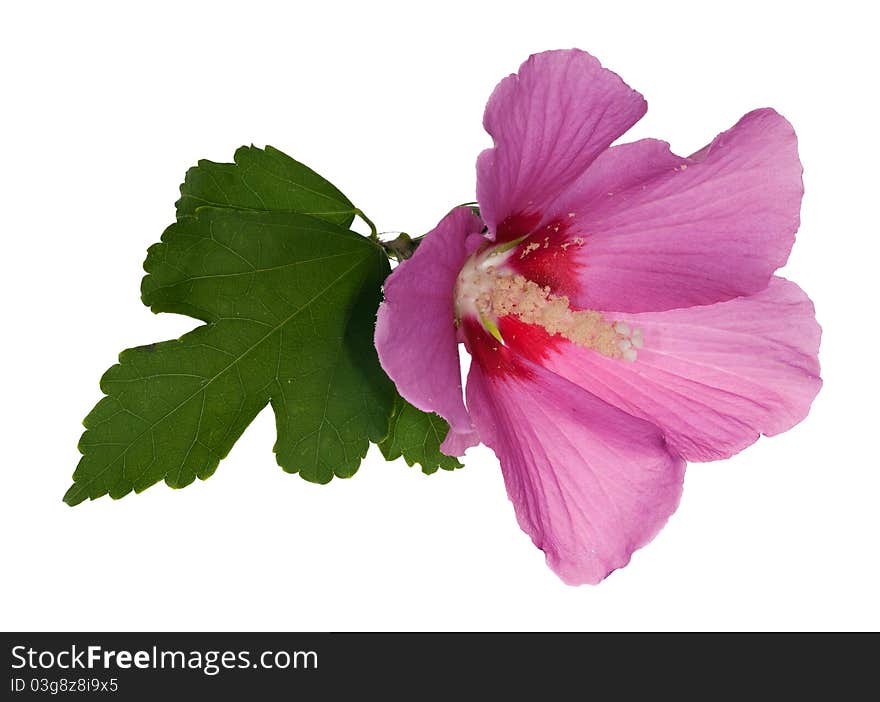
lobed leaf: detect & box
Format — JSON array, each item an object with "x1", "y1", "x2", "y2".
[
  {"x1": 379, "y1": 394, "x2": 463, "y2": 474},
  {"x1": 66, "y1": 144, "x2": 394, "y2": 504},
  {"x1": 176, "y1": 145, "x2": 357, "y2": 227}
]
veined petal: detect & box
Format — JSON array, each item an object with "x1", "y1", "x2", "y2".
[
  {"x1": 477, "y1": 49, "x2": 647, "y2": 239},
  {"x1": 375, "y1": 207, "x2": 484, "y2": 453},
  {"x1": 463, "y1": 320, "x2": 685, "y2": 585},
  {"x1": 508, "y1": 110, "x2": 804, "y2": 312},
  {"x1": 503, "y1": 277, "x2": 821, "y2": 462}
]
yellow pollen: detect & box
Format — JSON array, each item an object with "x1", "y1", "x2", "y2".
[
  {"x1": 473, "y1": 271, "x2": 638, "y2": 360},
  {"x1": 520, "y1": 242, "x2": 540, "y2": 259}
]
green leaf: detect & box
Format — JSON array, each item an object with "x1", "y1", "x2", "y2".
[
  {"x1": 65, "y1": 208, "x2": 394, "y2": 505},
  {"x1": 176, "y1": 145, "x2": 357, "y2": 228},
  {"x1": 379, "y1": 394, "x2": 463, "y2": 474}
]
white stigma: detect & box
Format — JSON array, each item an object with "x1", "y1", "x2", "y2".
[{"x1": 613, "y1": 322, "x2": 643, "y2": 362}]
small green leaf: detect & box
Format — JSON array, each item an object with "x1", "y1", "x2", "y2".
[
  {"x1": 379, "y1": 394, "x2": 463, "y2": 474},
  {"x1": 176, "y1": 145, "x2": 357, "y2": 227},
  {"x1": 65, "y1": 208, "x2": 394, "y2": 505}
]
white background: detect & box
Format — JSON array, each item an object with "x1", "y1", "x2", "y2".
[{"x1": 2, "y1": 1, "x2": 878, "y2": 631}]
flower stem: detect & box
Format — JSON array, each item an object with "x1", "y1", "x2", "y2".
[{"x1": 381, "y1": 233, "x2": 421, "y2": 262}]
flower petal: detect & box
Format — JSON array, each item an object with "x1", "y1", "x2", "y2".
[
  {"x1": 463, "y1": 320, "x2": 685, "y2": 585},
  {"x1": 477, "y1": 49, "x2": 647, "y2": 239},
  {"x1": 503, "y1": 277, "x2": 821, "y2": 462},
  {"x1": 375, "y1": 207, "x2": 484, "y2": 452},
  {"x1": 508, "y1": 110, "x2": 804, "y2": 312}
]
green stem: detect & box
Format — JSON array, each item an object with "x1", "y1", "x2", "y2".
[
  {"x1": 360, "y1": 201, "x2": 475, "y2": 262},
  {"x1": 354, "y1": 208, "x2": 379, "y2": 241}
]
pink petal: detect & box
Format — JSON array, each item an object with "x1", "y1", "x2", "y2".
[
  {"x1": 505, "y1": 277, "x2": 821, "y2": 462},
  {"x1": 463, "y1": 320, "x2": 685, "y2": 585},
  {"x1": 508, "y1": 110, "x2": 804, "y2": 312},
  {"x1": 476, "y1": 49, "x2": 647, "y2": 239},
  {"x1": 375, "y1": 207, "x2": 484, "y2": 452}
]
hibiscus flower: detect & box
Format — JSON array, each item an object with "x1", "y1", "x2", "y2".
[{"x1": 374, "y1": 49, "x2": 821, "y2": 584}]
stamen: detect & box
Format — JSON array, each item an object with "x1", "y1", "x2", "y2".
[{"x1": 470, "y1": 270, "x2": 642, "y2": 361}]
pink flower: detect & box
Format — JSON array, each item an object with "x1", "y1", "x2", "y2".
[{"x1": 375, "y1": 50, "x2": 821, "y2": 584}]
